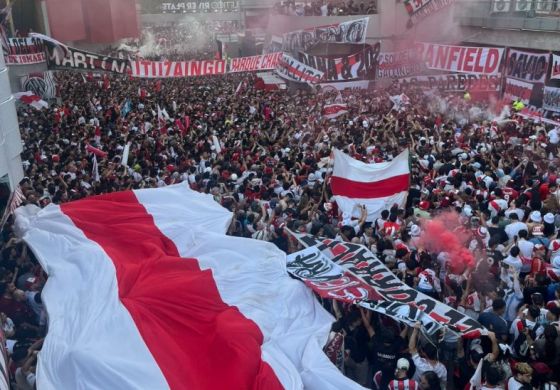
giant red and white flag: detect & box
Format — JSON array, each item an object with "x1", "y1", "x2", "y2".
[
  {"x1": 331, "y1": 149, "x2": 409, "y2": 222},
  {"x1": 322, "y1": 103, "x2": 348, "y2": 119},
  {"x1": 14, "y1": 184, "x2": 364, "y2": 390}
]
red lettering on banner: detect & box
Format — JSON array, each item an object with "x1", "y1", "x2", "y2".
[
  {"x1": 435, "y1": 45, "x2": 448, "y2": 69},
  {"x1": 457, "y1": 47, "x2": 466, "y2": 70},
  {"x1": 474, "y1": 49, "x2": 484, "y2": 73},
  {"x1": 463, "y1": 48, "x2": 475, "y2": 72},
  {"x1": 485, "y1": 49, "x2": 500, "y2": 74},
  {"x1": 174, "y1": 63, "x2": 183, "y2": 77},
  {"x1": 446, "y1": 46, "x2": 460, "y2": 70},
  {"x1": 204, "y1": 61, "x2": 214, "y2": 75},
  {"x1": 165, "y1": 62, "x2": 172, "y2": 77},
  {"x1": 191, "y1": 61, "x2": 201, "y2": 76},
  {"x1": 157, "y1": 62, "x2": 162, "y2": 77}
]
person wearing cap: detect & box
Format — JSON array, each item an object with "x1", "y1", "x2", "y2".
[{"x1": 387, "y1": 358, "x2": 418, "y2": 390}]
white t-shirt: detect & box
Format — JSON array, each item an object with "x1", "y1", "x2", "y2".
[
  {"x1": 507, "y1": 376, "x2": 526, "y2": 390},
  {"x1": 411, "y1": 353, "x2": 447, "y2": 388},
  {"x1": 548, "y1": 128, "x2": 560, "y2": 144},
  {"x1": 505, "y1": 221, "x2": 528, "y2": 242},
  {"x1": 517, "y1": 239, "x2": 534, "y2": 260}
]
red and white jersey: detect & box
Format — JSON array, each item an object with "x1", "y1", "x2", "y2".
[
  {"x1": 388, "y1": 378, "x2": 419, "y2": 390},
  {"x1": 417, "y1": 269, "x2": 441, "y2": 293}
]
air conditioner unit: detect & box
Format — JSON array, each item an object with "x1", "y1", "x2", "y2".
[
  {"x1": 491, "y1": 0, "x2": 512, "y2": 12},
  {"x1": 535, "y1": 0, "x2": 553, "y2": 13},
  {"x1": 515, "y1": 0, "x2": 534, "y2": 11}
]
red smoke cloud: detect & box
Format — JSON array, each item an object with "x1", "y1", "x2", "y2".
[{"x1": 417, "y1": 212, "x2": 476, "y2": 274}]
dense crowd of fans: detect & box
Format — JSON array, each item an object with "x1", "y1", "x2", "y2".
[
  {"x1": 1, "y1": 59, "x2": 560, "y2": 389},
  {"x1": 273, "y1": 0, "x2": 377, "y2": 16}
]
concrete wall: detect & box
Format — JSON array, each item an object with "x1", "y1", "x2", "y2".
[{"x1": 0, "y1": 53, "x2": 24, "y2": 190}]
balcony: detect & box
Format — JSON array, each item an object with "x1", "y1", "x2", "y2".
[{"x1": 455, "y1": 0, "x2": 560, "y2": 31}]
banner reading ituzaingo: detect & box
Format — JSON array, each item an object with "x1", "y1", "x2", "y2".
[
  {"x1": 506, "y1": 49, "x2": 549, "y2": 83},
  {"x1": 275, "y1": 53, "x2": 324, "y2": 84},
  {"x1": 298, "y1": 43, "x2": 380, "y2": 81},
  {"x1": 415, "y1": 43, "x2": 504, "y2": 76},
  {"x1": 282, "y1": 17, "x2": 369, "y2": 53},
  {"x1": 228, "y1": 52, "x2": 282, "y2": 73},
  {"x1": 396, "y1": 74, "x2": 501, "y2": 92},
  {"x1": 5, "y1": 37, "x2": 46, "y2": 65},
  {"x1": 543, "y1": 86, "x2": 560, "y2": 113},
  {"x1": 130, "y1": 59, "x2": 227, "y2": 78},
  {"x1": 46, "y1": 45, "x2": 129, "y2": 74}
]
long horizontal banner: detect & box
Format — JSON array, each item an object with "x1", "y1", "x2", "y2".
[
  {"x1": 228, "y1": 52, "x2": 282, "y2": 73},
  {"x1": 378, "y1": 49, "x2": 423, "y2": 79},
  {"x1": 506, "y1": 48, "x2": 549, "y2": 83},
  {"x1": 282, "y1": 17, "x2": 369, "y2": 53},
  {"x1": 46, "y1": 45, "x2": 129, "y2": 74},
  {"x1": 288, "y1": 234, "x2": 483, "y2": 336},
  {"x1": 131, "y1": 59, "x2": 227, "y2": 78},
  {"x1": 551, "y1": 54, "x2": 560, "y2": 80},
  {"x1": 297, "y1": 43, "x2": 380, "y2": 81},
  {"x1": 396, "y1": 73, "x2": 501, "y2": 92},
  {"x1": 319, "y1": 80, "x2": 371, "y2": 91},
  {"x1": 543, "y1": 86, "x2": 560, "y2": 113},
  {"x1": 5, "y1": 37, "x2": 46, "y2": 65},
  {"x1": 275, "y1": 53, "x2": 324, "y2": 84},
  {"x1": 415, "y1": 43, "x2": 503, "y2": 76}
]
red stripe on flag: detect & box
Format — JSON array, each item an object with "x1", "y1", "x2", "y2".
[
  {"x1": 60, "y1": 192, "x2": 283, "y2": 390},
  {"x1": 331, "y1": 174, "x2": 409, "y2": 199}
]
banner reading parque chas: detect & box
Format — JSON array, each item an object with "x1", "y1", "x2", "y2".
[
  {"x1": 415, "y1": 43, "x2": 504, "y2": 76},
  {"x1": 4, "y1": 37, "x2": 46, "y2": 65}
]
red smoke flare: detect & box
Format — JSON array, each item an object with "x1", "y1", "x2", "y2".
[{"x1": 417, "y1": 212, "x2": 475, "y2": 275}]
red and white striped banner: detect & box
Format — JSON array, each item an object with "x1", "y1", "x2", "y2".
[
  {"x1": 15, "y1": 184, "x2": 364, "y2": 390},
  {"x1": 322, "y1": 103, "x2": 349, "y2": 119}
]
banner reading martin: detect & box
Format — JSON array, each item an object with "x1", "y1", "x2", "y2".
[
  {"x1": 282, "y1": 17, "x2": 369, "y2": 53},
  {"x1": 46, "y1": 45, "x2": 129, "y2": 74},
  {"x1": 543, "y1": 86, "x2": 560, "y2": 113},
  {"x1": 288, "y1": 234, "x2": 484, "y2": 336}
]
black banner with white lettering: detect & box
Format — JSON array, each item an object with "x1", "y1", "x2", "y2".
[{"x1": 45, "y1": 45, "x2": 129, "y2": 74}]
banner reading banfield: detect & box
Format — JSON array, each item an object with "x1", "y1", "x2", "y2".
[
  {"x1": 130, "y1": 59, "x2": 227, "y2": 78},
  {"x1": 46, "y1": 45, "x2": 129, "y2": 74},
  {"x1": 297, "y1": 43, "x2": 380, "y2": 81},
  {"x1": 506, "y1": 49, "x2": 549, "y2": 83},
  {"x1": 282, "y1": 17, "x2": 369, "y2": 53},
  {"x1": 415, "y1": 43, "x2": 504, "y2": 76},
  {"x1": 396, "y1": 73, "x2": 501, "y2": 92},
  {"x1": 543, "y1": 86, "x2": 560, "y2": 113},
  {"x1": 5, "y1": 37, "x2": 46, "y2": 65}
]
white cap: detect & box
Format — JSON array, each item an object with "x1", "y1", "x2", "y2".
[
  {"x1": 544, "y1": 213, "x2": 555, "y2": 224},
  {"x1": 530, "y1": 210, "x2": 542, "y2": 223},
  {"x1": 396, "y1": 358, "x2": 409, "y2": 370},
  {"x1": 230, "y1": 173, "x2": 238, "y2": 181},
  {"x1": 410, "y1": 224, "x2": 421, "y2": 237}
]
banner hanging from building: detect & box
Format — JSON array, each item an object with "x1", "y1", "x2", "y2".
[
  {"x1": 503, "y1": 77, "x2": 534, "y2": 104},
  {"x1": 228, "y1": 52, "x2": 282, "y2": 73},
  {"x1": 543, "y1": 86, "x2": 560, "y2": 112},
  {"x1": 377, "y1": 49, "x2": 423, "y2": 79},
  {"x1": 159, "y1": 1, "x2": 240, "y2": 13},
  {"x1": 396, "y1": 73, "x2": 501, "y2": 92},
  {"x1": 405, "y1": 0, "x2": 455, "y2": 26},
  {"x1": 5, "y1": 37, "x2": 46, "y2": 65},
  {"x1": 297, "y1": 43, "x2": 380, "y2": 81},
  {"x1": 415, "y1": 43, "x2": 504, "y2": 76},
  {"x1": 275, "y1": 53, "x2": 324, "y2": 84},
  {"x1": 506, "y1": 48, "x2": 549, "y2": 83},
  {"x1": 550, "y1": 53, "x2": 560, "y2": 80},
  {"x1": 130, "y1": 59, "x2": 227, "y2": 78},
  {"x1": 288, "y1": 234, "x2": 484, "y2": 336},
  {"x1": 46, "y1": 45, "x2": 129, "y2": 74},
  {"x1": 20, "y1": 71, "x2": 57, "y2": 99},
  {"x1": 282, "y1": 17, "x2": 369, "y2": 52}
]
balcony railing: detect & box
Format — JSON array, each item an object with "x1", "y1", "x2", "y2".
[{"x1": 455, "y1": 0, "x2": 560, "y2": 31}]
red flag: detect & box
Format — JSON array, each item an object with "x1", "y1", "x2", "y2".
[
  {"x1": 175, "y1": 119, "x2": 186, "y2": 135},
  {"x1": 155, "y1": 80, "x2": 162, "y2": 93},
  {"x1": 103, "y1": 74, "x2": 110, "y2": 90},
  {"x1": 184, "y1": 115, "x2": 190, "y2": 132},
  {"x1": 86, "y1": 144, "x2": 108, "y2": 158}
]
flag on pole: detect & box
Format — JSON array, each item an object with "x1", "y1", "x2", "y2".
[
  {"x1": 330, "y1": 149, "x2": 410, "y2": 222},
  {"x1": 0, "y1": 185, "x2": 24, "y2": 232},
  {"x1": 13, "y1": 92, "x2": 48, "y2": 110},
  {"x1": 14, "y1": 184, "x2": 365, "y2": 390},
  {"x1": 322, "y1": 104, "x2": 348, "y2": 119},
  {"x1": 86, "y1": 144, "x2": 108, "y2": 158},
  {"x1": 121, "y1": 142, "x2": 131, "y2": 167}
]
